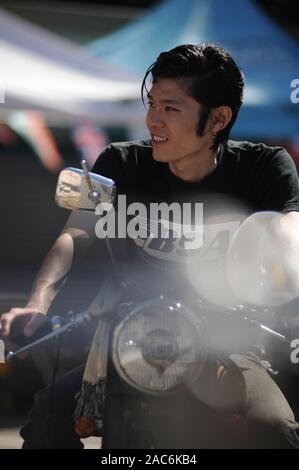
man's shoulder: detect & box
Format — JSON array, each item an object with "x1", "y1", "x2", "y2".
[
  {"x1": 226, "y1": 139, "x2": 285, "y2": 156},
  {"x1": 225, "y1": 139, "x2": 293, "y2": 169},
  {"x1": 108, "y1": 138, "x2": 152, "y2": 155},
  {"x1": 93, "y1": 138, "x2": 154, "y2": 186}
]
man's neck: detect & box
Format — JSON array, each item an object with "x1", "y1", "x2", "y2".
[{"x1": 168, "y1": 148, "x2": 219, "y2": 183}]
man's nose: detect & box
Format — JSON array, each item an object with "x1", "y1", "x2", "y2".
[{"x1": 147, "y1": 110, "x2": 164, "y2": 127}]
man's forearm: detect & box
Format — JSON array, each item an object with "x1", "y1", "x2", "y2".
[
  {"x1": 26, "y1": 233, "x2": 75, "y2": 314},
  {"x1": 26, "y1": 210, "x2": 97, "y2": 314}
]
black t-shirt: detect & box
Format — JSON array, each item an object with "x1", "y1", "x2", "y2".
[
  {"x1": 92, "y1": 138, "x2": 299, "y2": 213},
  {"x1": 92, "y1": 139, "x2": 299, "y2": 298}
]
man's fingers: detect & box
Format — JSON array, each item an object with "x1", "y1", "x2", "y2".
[
  {"x1": 0, "y1": 313, "x2": 14, "y2": 338},
  {"x1": 0, "y1": 308, "x2": 45, "y2": 339}
]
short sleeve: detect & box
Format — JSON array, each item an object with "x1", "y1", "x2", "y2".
[
  {"x1": 91, "y1": 145, "x2": 125, "y2": 186},
  {"x1": 256, "y1": 148, "x2": 299, "y2": 213}
]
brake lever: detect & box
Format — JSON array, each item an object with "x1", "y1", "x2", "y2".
[{"x1": 6, "y1": 311, "x2": 92, "y2": 361}]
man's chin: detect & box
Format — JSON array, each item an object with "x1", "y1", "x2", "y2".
[{"x1": 152, "y1": 151, "x2": 169, "y2": 162}]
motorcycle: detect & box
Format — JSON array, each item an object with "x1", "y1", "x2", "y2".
[{"x1": 7, "y1": 161, "x2": 298, "y2": 449}]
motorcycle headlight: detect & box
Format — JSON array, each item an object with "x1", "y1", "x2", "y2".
[{"x1": 112, "y1": 299, "x2": 207, "y2": 394}]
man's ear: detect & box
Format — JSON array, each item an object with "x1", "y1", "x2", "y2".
[{"x1": 210, "y1": 106, "x2": 233, "y2": 133}]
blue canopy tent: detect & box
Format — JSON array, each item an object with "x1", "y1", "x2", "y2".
[{"x1": 87, "y1": 0, "x2": 299, "y2": 139}]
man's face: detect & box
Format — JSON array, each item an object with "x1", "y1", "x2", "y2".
[{"x1": 146, "y1": 78, "x2": 214, "y2": 164}]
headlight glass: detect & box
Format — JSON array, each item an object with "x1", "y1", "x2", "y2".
[{"x1": 112, "y1": 299, "x2": 207, "y2": 394}]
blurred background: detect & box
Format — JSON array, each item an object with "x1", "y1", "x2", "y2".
[{"x1": 0, "y1": 0, "x2": 298, "y2": 448}]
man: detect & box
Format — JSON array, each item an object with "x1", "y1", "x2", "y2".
[{"x1": 2, "y1": 43, "x2": 299, "y2": 448}]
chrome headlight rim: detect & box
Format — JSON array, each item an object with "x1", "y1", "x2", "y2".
[{"x1": 112, "y1": 298, "x2": 208, "y2": 395}]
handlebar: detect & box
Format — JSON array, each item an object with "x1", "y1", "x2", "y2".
[{"x1": 6, "y1": 310, "x2": 92, "y2": 361}]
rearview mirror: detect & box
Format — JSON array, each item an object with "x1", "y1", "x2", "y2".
[{"x1": 55, "y1": 167, "x2": 116, "y2": 211}]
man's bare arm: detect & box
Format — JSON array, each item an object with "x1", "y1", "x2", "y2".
[{"x1": 0, "y1": 210, "x2": 98, "y2": 339}]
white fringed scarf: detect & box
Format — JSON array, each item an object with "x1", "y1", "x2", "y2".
[{"x1": 74, "y1": 277, "x2": 125, "y2": 432}]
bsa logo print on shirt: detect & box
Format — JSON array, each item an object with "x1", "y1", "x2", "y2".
[{"x1": 132, "y1": 215, "x2": 243, "y2": 264}]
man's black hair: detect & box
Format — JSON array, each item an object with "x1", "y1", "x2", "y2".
[{"x1": 142, "y1": 43, "x2": 244, "y2": 151}]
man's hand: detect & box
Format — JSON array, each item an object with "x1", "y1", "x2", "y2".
[{"x1": 0, "y1": 306, "x2": 48, "y2": 340}]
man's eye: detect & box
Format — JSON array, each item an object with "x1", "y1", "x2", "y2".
[{"x1": 165, "y1": 106, "x2": 178, "y2": 112}]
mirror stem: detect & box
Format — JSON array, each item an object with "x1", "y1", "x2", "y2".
[{"x1": 81, "y1": 160, "x2": 101, "y2": 204}]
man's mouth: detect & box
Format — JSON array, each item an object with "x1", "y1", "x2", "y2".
[{"x1": 151, "y1": 135, "x2": 168, "y2": 144}]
